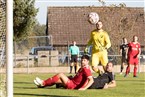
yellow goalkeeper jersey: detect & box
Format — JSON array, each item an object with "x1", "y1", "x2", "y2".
[{"x1": 87, "y1": 29, "x2": 111, "y2": 53}]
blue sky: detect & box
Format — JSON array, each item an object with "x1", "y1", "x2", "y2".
[{"x1": 35, "y1": 0, "x2": 144, "y2": 24}]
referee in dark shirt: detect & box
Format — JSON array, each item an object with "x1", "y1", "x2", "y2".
[{"x1": 120, "y1": 37, "x2": 128, "y2": 74}]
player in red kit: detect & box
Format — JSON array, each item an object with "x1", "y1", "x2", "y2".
[
  {"x1": 33, "y1": 55, "x2": 94, "y2": 90},
  {"x1": 124, "y1": 35, "x2": 141, "y2": 77}
]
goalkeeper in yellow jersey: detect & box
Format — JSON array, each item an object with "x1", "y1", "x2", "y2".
[{"x1": 85, "y1": 20, "x2": 111, "y2": 75}]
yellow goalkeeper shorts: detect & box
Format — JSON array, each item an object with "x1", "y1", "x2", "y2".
[{"x1": 91, "y1": 50, "x2": 108, "y2": 67}]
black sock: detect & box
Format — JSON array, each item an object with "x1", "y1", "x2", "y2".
[
  {"x1": 74, "y1": 66, "x2": 77, "y2": 73},
  {"x1": 70, "y1": 66, "x2": 72, "y2": 73},
  {"x1": 121, "y1": 66, "x2": 123, "y2": 72}
]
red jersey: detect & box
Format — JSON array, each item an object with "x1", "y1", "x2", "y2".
[
  {"x1": 128, "y1": 42, "x2": 140, "y2": 57},
  {"x1": 127, "y1": 42, "x2": 141, "y2": 65},
  {"x1": 71, "y1": 65, "x2": 92, "y2": 89}
]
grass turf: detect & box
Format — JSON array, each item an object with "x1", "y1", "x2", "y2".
[{"x1": 14, "y1": 73, "x2": 145, "y2": 97}]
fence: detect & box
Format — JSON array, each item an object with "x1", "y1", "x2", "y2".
[{"x1": 7, "y1": 54, "x2": 144, "y2": 74}]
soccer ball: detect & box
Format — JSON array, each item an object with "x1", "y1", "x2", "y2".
[{"x1": 88, "y1": 12, "x2": 99, "y2": 24}]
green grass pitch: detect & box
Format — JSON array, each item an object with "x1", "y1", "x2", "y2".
[{"x1": 14, "y1": 73, "x2": 145, "y2": 97}]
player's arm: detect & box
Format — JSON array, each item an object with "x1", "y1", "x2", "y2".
[
  {"x1": 137, "y1": 45, "x2": 141, "y2": 58},
  {"x1": 138, "y1": 48, "x2": 141, "y2": 57},
  {"x1": 85, "y1": 35, "x2": 93, "y2": 53},
  {"x1": 120, "y1": 49, "x2": 122, "y2": 55},
  {"x1": 78, "y1": 76, "x2": 94, "y2": 90},
  {"x1": 119, "y1": 45, "x2": 122, "y2": 55},
  {"x1": 86, "y1": 32, "x2": 93, "y2": 47},
  {"x1": 77, "y1": 47, "x2": 80, "y2": 58},
  {"x1": 125, "y1": 44, "x2": 129, "y2": 59},
  {"x1": 68, "y1": 46, "x2": 72, "y2": 56},
  {"x1": 104, "y1": 33, "x2": 111, "y2": 49},
  {"x1": 87, "y1": 38, "x2": 93, "y2": 47},
  {"x1": 103, "y1": 80, "x2": 116, "y2": 89}
]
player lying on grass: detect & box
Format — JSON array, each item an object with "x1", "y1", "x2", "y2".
[
  {"x1": 34, "y1": 61, "x2": 116, "y2": 89},
  {"x1": 56, "y1": 62, "x2": 116, "y2": 89},
  {"x1": 34, "y1": 55, "x2": 94, "y2": 90},
  {"x1": 89, "y1": 62, "x2": 116, "y2": 89}
]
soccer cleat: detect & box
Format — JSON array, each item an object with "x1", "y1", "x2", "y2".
[
  {"x1": 35, "y1": 77, "x2": 44, "y2": 87},
  {"x1": 124, "y1": 74, "x2": 128, "y2": 77},
  {"x1": 120, "y1": 72, "x2": 123, "y2": 75},
  {"x1": 34, "y1": 79, "x2": 45, "y2": 88},
  {"x1": 34, "y1": 79, "x2": 40, "y2": 86},
  {"x1": 133, "y1": 75, "x2": 138, "y2": 78}
]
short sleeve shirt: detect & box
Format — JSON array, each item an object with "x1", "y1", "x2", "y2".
[
  {"x1": 89, "y1": 72, "x2": 115, "y2": 89},
  {"x1": 120, "y1": 43, "x2": 128, "y2": 56},
  {"x1": 69, "y1": 45, "x2": 79, "y2": 55},
  {"x1": 128, "y1": 42, "x2": 141, "y2": 57},
  {"x1": 71, "y1": 65, "x2": 92, "y2": 89}
]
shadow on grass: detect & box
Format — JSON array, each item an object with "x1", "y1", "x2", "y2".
[
  {"x1": 14, "y1": 85, "x2": 60, "y2": 89},
  {"x1": 14, "y1": 93, "x2": 78, "y2": 97},
  {"x1": 14, "y1": 86, "x2": 38, "y2": 89},
  {"x1": 14, "y1": 82, "x2": 33, "y2": 84},
  {"x1": 116, "y1": 79, "x2": 145, "y2": 82}
]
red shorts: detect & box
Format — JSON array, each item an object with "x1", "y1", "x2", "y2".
[
  {"x1": 65, "y1": 80, "x2": 77, "y2": 89},
  {"x1": 128, "y1": 56, "x2": 139, "y2": 65}
]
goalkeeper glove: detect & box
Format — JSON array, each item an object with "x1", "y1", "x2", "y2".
[{"x1": 84, "y1": 47, "x2": 89, "y2": 54}]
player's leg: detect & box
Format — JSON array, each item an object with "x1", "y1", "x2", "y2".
[
  {"x1": 56, "y1": 75, "x2": 73, "y2": 88},
  {"x1": 75, "y1": 62, "x2": 80, "y2": 73},
  {"x1": 74, "y1": 62, "x2": 77, "y2": 73},
  {"x1": 70, "y1": 55, "x2": 74, "y2": 73},
  {"x1": 100, "y1": 51, "x2": 108, "y2": 73},
  {"x1": 133, "y1": 58, "x2": 138, "y2": 77},
  {"x1": 124, "y1": 63, "x2": 130, "y2": 77},
  {"x1": 133, "y1": 65, "x2": 137, "y2": 77},
  {"x1": 74, "y1": 55, "x2": 78, "y2": 73},
  {"x1": 34, "y1": 73, "x2": 69, "y2": 87},
  {"x1": 70, "y1": 62, "x2": 73, "y2": 73},
  {"x1": 120, "y1": 57, "x2": 125, "y2": 74},
  {"x1": 124, "y1": 56, "x2": 132, "y2": 77},
  {"x1": 120, "y1": 63, "x2": 123, "y2": 74},
  {"x1": 91, "y1": 53, "x2": 100, "y2": 74}
]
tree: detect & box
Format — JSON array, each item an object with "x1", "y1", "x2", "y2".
[
  {"x1": 98, "y1": 0, "x2": 106, "y2": 6},
  {"x1": 13, "y1": 0, "x2": 38, "y2": 42},
  {"x1": 32, "y1": 23, "x2": 46, "y2": 36},
  {"x1": 31, "y1": 23, "x2": 47, "y2": 46}
]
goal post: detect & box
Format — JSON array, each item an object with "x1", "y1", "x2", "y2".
[{"x1": 6, "y1": 0, "x2": 13, "y2": 97}]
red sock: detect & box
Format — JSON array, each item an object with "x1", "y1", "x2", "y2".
[
  {"x1": 134, "y1": 67, "x2": 137, "y2": 76},
  {"x1": 126, "y1": 65, "x2": 130, "y2": 75},
  {"x1": 43, "y1": 75, "x2": 59, "y2": 86}
]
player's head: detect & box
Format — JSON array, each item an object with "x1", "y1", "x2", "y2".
[
  {"x1": 81, "y1": 55, "x2": 90, "y2": 67},
  {"x1": 122, "y1": 37, "x2": 127, "y2": 44},
  {"x1": 81, "y1": 54, "x2": 90, "y2": 60},
  {"x1": 72, "y1": 41, "x2": 76, "y2": 46},
  {"x1": 106, "y1": 62, "x2": 114, "y2": 72},
  {"x1": 96, "y1": 20, "x2": 103, "y2": 30},
  {"x1": 133, "y1": 35, "x2": 138, "y2": 42}
]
